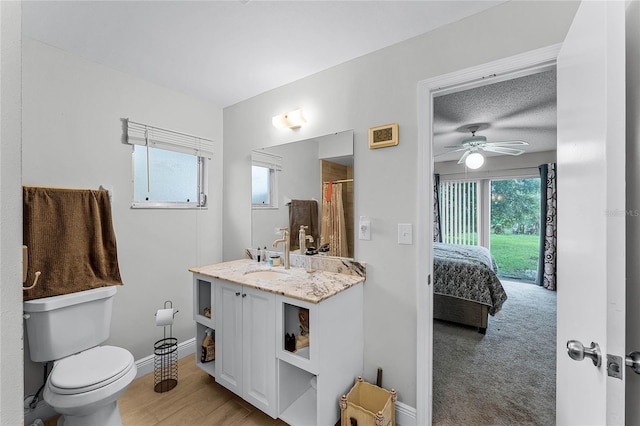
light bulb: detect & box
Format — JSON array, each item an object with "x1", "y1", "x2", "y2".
[{"x1": 465, "y1": 152, "x2": 484, "y2": 169}]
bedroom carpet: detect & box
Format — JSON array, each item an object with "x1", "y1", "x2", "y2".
[{"x1": 432, "y1": 280, "x2": 557, "y2": 426}]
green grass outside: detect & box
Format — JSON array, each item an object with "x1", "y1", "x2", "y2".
[{"x1": 490, "y1": 233, "x2": 540, "y2": 282}]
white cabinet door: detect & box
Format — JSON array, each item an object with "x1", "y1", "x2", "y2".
[
  {"x1": 242, "y1": 286, "x2": 277, "y2": 417},
  {"x1": 556, "y1": 1, "x2": 626, "y2": 424},
  {"x1": 216, "y1": 280, "x2": 243, "y2": 396}
]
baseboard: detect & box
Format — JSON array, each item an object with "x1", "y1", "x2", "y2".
[
  {"x1": 396, "y1": 401, "x2": 417, "y2": 426},
  {"x1": 135, "y1": 337, "x2": 196, "y2": 378}
]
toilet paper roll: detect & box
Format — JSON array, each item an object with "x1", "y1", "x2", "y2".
[{"x1": 155, "y1": 308, "x2": 174, "y2": 326}]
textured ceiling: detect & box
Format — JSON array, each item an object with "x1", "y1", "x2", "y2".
[
  {"x1": 433, "y1": 69, "x2": 557, "y2": 163},
  {"x1": 21, "y1": 0, "x2": 506, "y2": 107}
]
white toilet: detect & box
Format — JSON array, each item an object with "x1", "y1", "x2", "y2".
[{"x1": 24, "y1": 286, "x2": 137, "y2": 426}]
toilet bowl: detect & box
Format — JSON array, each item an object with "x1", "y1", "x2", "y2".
[
  {"x1": 43, "y1": 346, "x2": 137, "y2": 426},
  {"x1": 23, "y1": 287, "x2": 137, "y2": 426}
]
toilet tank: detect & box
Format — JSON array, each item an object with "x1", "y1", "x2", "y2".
[{"x1": 23, "y1": 286, "x2": 117, "y2": 362}]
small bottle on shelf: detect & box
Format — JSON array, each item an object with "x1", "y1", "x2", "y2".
[{"x1": 201, "y1": 328, "x2": 215, "y2": 363}]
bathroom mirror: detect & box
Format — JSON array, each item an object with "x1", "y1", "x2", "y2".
[{"x1": 251, "y1": 130, "x2": 354, "y2": 259}]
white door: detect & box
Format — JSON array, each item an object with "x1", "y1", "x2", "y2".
[{"x1": 556, "y1": 1, "x2": 626, "y2": 424}]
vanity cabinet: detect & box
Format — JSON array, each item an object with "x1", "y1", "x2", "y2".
[
  {"x1": 194, "y1": 275, "x2": 277, "y2": 418},
  {"x1": 191, "y1": 260, "x2": 365, "y2": 425}
]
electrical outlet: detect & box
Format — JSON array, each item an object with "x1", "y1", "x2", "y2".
[{"x1": 359, "y1": 217, "x2": 371, "y2": 240}]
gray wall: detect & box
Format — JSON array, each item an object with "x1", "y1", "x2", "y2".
[
  {"x1": 21, "y1": 38, "x2": 224, "y2": 395},
  {"x1": 223, "y1": 1, "x2": 579, "y2": 407},
  {"x1": 0, "y1": 1, "x2": 24, "y2": 423},
  {"x1": 626, "y1": 0, "x2": 640, "y2": 422}
]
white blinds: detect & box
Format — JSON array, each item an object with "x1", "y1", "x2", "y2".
[
  {"x1": 439, "y1": 180, "x2": 478, "y2": 245},
  {"x1": 124, "y1": 119, "x2": 215, "y2": 158},
  {"x1": 251, "y1": 150, "x2": 283, "y2": 171}
]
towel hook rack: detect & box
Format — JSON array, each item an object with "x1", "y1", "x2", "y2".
[{"x1": 23, "y1": 271, "x2": 41, "y2": 291}]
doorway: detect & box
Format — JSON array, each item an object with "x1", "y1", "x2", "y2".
[{"x1": 416, "y1": 44, "x2": 562, "y2": 425}]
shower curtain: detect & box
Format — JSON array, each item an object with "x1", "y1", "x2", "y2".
[{"x1": 321, "y1": 182, "x2": 348, "y2": 257}]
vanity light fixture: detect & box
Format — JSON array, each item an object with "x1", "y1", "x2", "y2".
[
  {"x1": 465, "y1": 151, "x2": 485, "y2": 169},
  {"x1": 272, "y1": 108, "x2": 306, "y2": 130}
]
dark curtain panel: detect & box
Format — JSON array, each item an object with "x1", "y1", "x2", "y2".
[
  {"x1": 536, "y1": 164, "x2": 557, "y2": 290},
  {"x1": 433, "y1": 174, "x2": 442, "y2": 242}
]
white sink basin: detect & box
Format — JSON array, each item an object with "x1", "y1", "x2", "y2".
[{"x1": 244, "y1": 269, "x2": 288, "y2": 280}]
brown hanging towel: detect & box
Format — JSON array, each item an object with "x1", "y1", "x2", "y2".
[
  {"x1": 288, "y1": 199, "x2": 319, "y2": 252},
  {"x1": 23, "y1": 186, "x2": 123, "y2": 301}
]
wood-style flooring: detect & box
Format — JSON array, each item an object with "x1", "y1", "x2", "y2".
[
  {"x1": 45, "y1": 356, "x2": 289, "y2": 425},
  {"x1": 119, "y1": 356, "x2": 289, "y2": 425}
]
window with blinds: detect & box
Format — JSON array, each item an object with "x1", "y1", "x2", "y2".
[
  {"x1": 439, "y1": 180, "x2": 478, "y2": 245},
  {"x1": 251, "y1": 150, "x2": 282, "y2": 209},
  {"x1": 124, "y1": 119, "x2": 213, "y2": 209}
]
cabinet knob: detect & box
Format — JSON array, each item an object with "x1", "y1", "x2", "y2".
[
  {"x1": 242, "y1": 293, "x2": 247, "y2": 298},
  {"x1": 235, "y1": 291, "x2": 241, "y2": 296}
]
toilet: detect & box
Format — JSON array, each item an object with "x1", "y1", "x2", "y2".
[{"x1": 23, "y1": 286, "x2": 137, "y2": 426}]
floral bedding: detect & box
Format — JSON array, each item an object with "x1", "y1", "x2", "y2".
[{"x1": 433, "y1": 242, "x2": 507, "y2": 315}]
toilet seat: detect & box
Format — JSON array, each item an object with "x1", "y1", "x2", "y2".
[{"x1": 48, "y1": 346, "x2": 135, "y2": 395}]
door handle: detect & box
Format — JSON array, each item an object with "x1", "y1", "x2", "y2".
[
  {"x1": 567, "y1": 340, "x2": 602, "y2": 367},
  {"x1": 626, "y1": 352, "x2": 640, "y2": 375}
]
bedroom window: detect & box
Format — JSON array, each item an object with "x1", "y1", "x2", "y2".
[{"x1": 439, "y1": 180, "x2": 478, "y2": 245}]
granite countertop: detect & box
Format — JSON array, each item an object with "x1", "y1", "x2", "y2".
[{"x1": 189, "y1": 259, "x2": 365, "y2": 304}]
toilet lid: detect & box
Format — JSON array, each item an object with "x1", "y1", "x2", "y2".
[{"x1": 49, "y1": 346, "x2": 134, "y2": 395}]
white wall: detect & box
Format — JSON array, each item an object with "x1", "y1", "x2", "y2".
[
  {"x1": 626, "y1": 1, "x2": 640, "y2": 423},
  {"x1": 0, "y1": 1, "x2": 24, "y2": 424},
  {"x1": 21, "y1": 38, "x2": 223, "y2": 395},
  {"x1": 223, "y1": 1, "x2": 579, "y2": 407},
  {"x1": 435, "y1": 150, "x2": 557, "y2": 180}
]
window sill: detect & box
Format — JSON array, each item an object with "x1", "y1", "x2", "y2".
[{"x1": 131, "y1": 202, "x2": 207, "y2": 210}]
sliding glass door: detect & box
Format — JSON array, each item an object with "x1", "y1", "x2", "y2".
[
  {"x1": 490, "y1": 178, "x2": 541, "y2": 282},
  {"x1": 439, "y1": 180, "x2": 478, "y2": 245}
]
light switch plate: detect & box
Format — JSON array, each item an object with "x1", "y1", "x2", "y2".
[{"x1": 398, "y1": 223, "x2": 412, "y2": 245}]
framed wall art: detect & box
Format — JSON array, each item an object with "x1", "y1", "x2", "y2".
[{"x1": 368, "y1": 123, "x2": 398, "y2": 149}]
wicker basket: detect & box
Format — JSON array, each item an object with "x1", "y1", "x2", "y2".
[{"x1": 339, "y1": 376, "x2": 397, "y2": 426}]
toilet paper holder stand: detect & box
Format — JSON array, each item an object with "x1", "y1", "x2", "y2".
[{"x1": 155, "y1": 300, "x2": 179, "y2": 339}]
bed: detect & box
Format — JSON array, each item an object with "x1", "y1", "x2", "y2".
[{"x1": 433, "y1": 242, "x2": 507, "y2": 334}]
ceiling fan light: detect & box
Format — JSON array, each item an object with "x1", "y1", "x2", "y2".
[{"x1": 465, "y1": 152, "x2": 484, "y2": 169}]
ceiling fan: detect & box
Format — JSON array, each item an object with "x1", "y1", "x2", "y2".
[{"x1": 443, "y1": 124, "x2": 529, "y2": 169}]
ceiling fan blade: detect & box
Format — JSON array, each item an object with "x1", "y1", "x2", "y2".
[
  {"x1": 435, "y1": 147, "x2": 467, "y2": 157},
  {"x1": 487, "y1": 140, "x2": 529, "y2": 146},
  {"x1": 481, "y1": 146, "x2": 525, "y2": 156},
  {"x1": 457, "y1": 150, "x2": 471, "y2": 165}
]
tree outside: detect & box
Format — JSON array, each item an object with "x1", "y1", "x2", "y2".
[{"x1": 490, "y1": 178, "x2": 541, "y2": 282}]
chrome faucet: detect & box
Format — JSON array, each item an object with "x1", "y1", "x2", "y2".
[
  {"x1": 298, "y1": 225, "x2": 314, "y2": 255},
  {"x1": 272, "y1": 227, "x2": 290, "y2": 269}
]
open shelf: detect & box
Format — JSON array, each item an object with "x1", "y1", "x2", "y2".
[
  {"x1": 195, "y1": 320, "x2": 215, "y2": 378},
  {"x1": 278, "y1": 360, "x2": 317, "y2": 425},
  {"x1": 195, "y1": 278, "x2": 215, "y2": 328},
  {"x1": 280, "y1": 386, "x2": 317, "y2": 425},
  {"x1": 277, "y1": 298, "x2": 317, "y2": 374}
]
